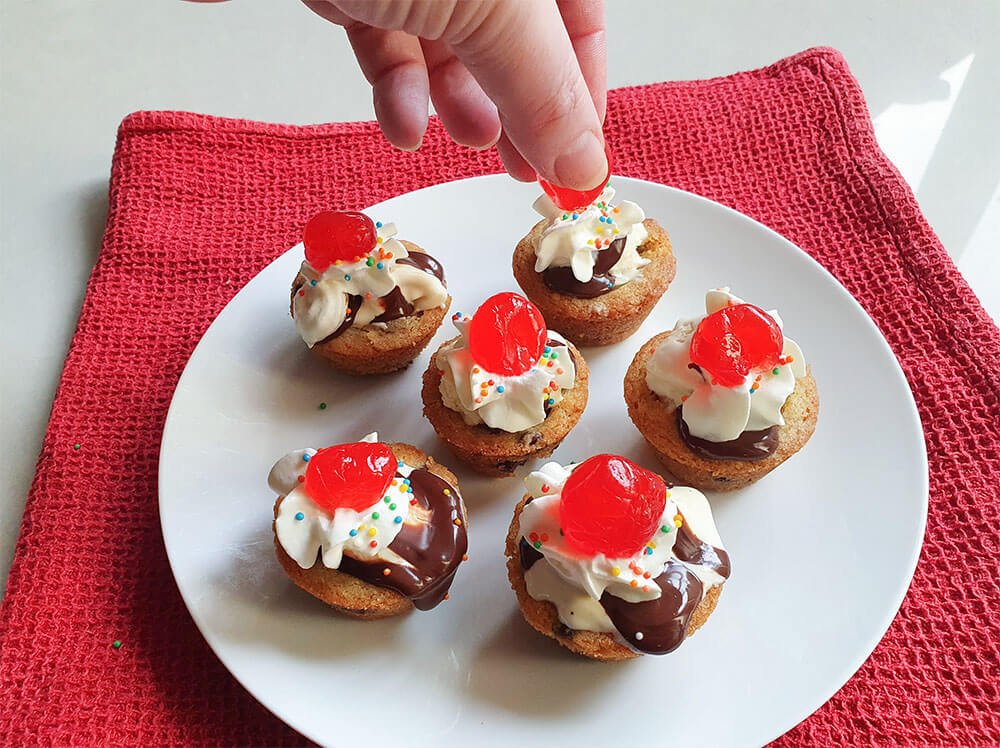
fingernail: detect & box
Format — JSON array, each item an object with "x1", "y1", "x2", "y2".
[
  {"x1": 553, "y1": 130, "x2": 608, "y2": 191},
  {"x1": 397, "y1": 137, "x2": 423, "y2": 153},
  {"x1": 471, "y1": 131, "x2": 502, "y2": 151}
]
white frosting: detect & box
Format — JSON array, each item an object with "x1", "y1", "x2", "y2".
[
  {"x1": 436, "y1": 314, "x2": 576, "y2": 432},
  {"x1": 519, "y1": 460, "x2": 728, "y2": 637},
  {"x1": 270, "y1": 432, "x2": 417, "y2": 570},
  {"x1": 524, "y1": 560, "x2": 616, "y2": 634},
  {"x1": 645, "y1": 288, "x2": 807, "y2": 443},
  {"x1": 292, "y1": 220, "x2": 448, "y2": 346},
  {"x1": 531, "y1": 185, "x2": 649, "y2": 287}
]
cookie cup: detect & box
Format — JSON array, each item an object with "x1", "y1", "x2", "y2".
[
  {"x1": 294, "y1": 242, "x2": 450, "y2": 375},
  {"x1": 505, "y1": 495, "x2": 721, "y2": 661},
  {"x1": 421, "y1": 341, "x2": 589, "y2": 477},
  {"x1": 624, "y1": 331, "x2": 819, "y2": 491},
  {"x1": 512, "y1": 218, "x2": 676, "y2": 347},
  {"x1": 273, "y1": 442, "x2": 465, "y2": 619}
]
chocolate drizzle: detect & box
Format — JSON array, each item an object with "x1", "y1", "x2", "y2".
[
  {"x1": 600, "y1": 561, "x2": 704, "y2": 655},
  {"x1": 519, "y1": 538, "x2": 543, "y2": 571},
  {"x1": 372, "y1": 287, "x2": 414, "y2": 324},
  {"x1": 293, "y1": 249, "x2": 446, "y2": 343},
  {"x1": 674, "y1": 523, "x2": 731, "y2": 578},
  {"x1": 541, "y1": 236, "x2": 626, "y2": 298},
  {"x1": 397, "y1": 251, "x2": 445, "y2": 283},
  {"x1": 316, "y1": 294, "x2": 364, "y2": 345},
  {"x1": 338, "y1": 468, "x2": 467, "y2": 610},
  {"x1": 677, "y1": 408, "x2": 779, "y2": 461}
]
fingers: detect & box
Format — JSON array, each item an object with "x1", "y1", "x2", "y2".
[
  {"x1": 445, "y1": 0, "x2": 608, "y2": 190},
  {"x1": 556, "y1": 0, "x2": 607, "y2": 123},
  {"x1": 344, "y1": 24, "x2": 430, "y2": 150},
  {"x1": 495, "y1": 132, "x2": 537, "y2": 182},
  {"x1": 304, "y1": 2, "x2": 429, "y2": 150},
  {"x1": 420, "y1": 39, "x2": 501, "y2": 150},
  {"x1": 317, "y1": 0, "x2": 609, "y2": 188}
]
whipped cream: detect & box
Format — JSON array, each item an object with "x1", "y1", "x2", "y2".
[
  {"x1": 269, "y1": 432, "x2": 413, "y2": 570},
  {"x1": 436, "y1": 314, "x2": 576, "y2": 432},
  {"x1": 292, "y1": 220, "x2": 448, "y2": 346},
  {"x1": 532, "y1": 185, "x2": 649, "y2": 286},
  {"x1": 645, "y1": 288, "x2": 807, "y2": 443},
  {"x1": 519, "y1": 461, "x2": 728, "y2": 642}
]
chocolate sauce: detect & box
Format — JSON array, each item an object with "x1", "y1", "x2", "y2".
[
  {"x1": 677, "y1": 408, "x2": 778, "y2": 461},
  {"x1": 541, "y1": 236, "x2": 625, "y2": 298},
  {"x1": 372, "y1": 287, "x2": 414, "y2": 323},
  {"x1": 599, "y1": 561, "x2": 704, "y2": 655},
  {"x1": 315, "y1": 294, "x2": 364, "y2": 345},
  {"x1": 519, "y1": 538, "x2": 543, "y2": 571},
  {"x1": 397, "y1": 251, "x2": 445, "y2": 283},
  {"x1": 338, "y1": 468, "x2": 467, "y2": 610},
  {"x1": 293, "y1": 249, "x2": 446, "y2": 342},
  {"x1": 674, "y1": 523, "x2": 731, "y2": 578},
  {"x1": 290, "y1": 278, "x2": 304, "y2": 317}
]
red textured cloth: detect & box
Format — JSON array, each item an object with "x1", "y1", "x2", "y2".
[{"x1": 1, "y1": 47, "x2": 998, "y2": 745}]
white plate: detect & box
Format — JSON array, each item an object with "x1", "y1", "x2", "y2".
[{"x1": 159, "y1": 175, "x2": 927, "y2": 747}]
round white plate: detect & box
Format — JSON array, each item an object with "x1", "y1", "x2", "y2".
[{"x1": 159, "y1": 175, "x2": 927, "y2": 747}]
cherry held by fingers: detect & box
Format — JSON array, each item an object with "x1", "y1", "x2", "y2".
[{"x1": 538, "y1": 144, "x2": 613, "y2": 211}]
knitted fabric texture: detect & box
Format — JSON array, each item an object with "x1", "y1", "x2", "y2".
[{"x1": 1, "y1": 47, "x2": 998, "y2": 746}]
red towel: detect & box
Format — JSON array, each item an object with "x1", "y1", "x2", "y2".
[{"x1": 1, "y1": 47, "x2": 998, "y2": 745}]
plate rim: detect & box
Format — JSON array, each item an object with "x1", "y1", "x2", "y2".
[{"x1": 158, "y1": 174, "x2": 929, "y2": 746}]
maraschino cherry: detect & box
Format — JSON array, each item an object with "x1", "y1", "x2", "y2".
[
  {"x1": 689, "y1": 303, "x2": 783, "y2": 387},
  {"x1": 468, "y1": 292, "x2": 547, "y2": 377},
  {"x1": 538, "y1": 144, "x2": 613, "y2": 211},
  {"x1": 302, "y1": 441, "x2": 396, "y2": 513},
  {"x1": 303, "y1": 211, "x2": 376, "y2": 272},
  {"x1": 559, "y1": 454, "x2": 666, "y2": 559}
]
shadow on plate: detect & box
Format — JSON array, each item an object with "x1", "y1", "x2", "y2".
[
  {"x1": 463, "y1": 609, "x2": 631, "y2": 716},
  {"x1": 200, "y1": 524, "x2": 409, "y2": 660}
]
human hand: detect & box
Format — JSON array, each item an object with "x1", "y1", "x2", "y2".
[{"x1": 192, "y1": 0, "x2": 607, "y2": 189}]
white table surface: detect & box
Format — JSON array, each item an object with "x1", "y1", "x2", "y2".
[{"x1": 1, "y1": 0, "x2": 997, "y2": 597}]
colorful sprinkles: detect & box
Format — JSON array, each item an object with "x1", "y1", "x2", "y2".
[{"x1": 554, "y1": 196, "x2": 624, "y2": 251}]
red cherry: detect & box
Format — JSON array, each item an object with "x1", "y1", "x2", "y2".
[
  {"x1": 689, "y1": 303, "x2": 783, "y2": 387},
  {"x1": 538, "y1": 144, "x2": 613, "y2": 211},
  {"x1": 559, "y1": 454, "x2": 667, "y2": 559},
  {"x1": 303, "y1": 211, "x2": 376, "y2": 272},
  {"x1": 302, "y1": 441, "x2": 396, "y2": 513},
  {"x1": 468, "y1": 292, "x2": 547, "y2": 376}
]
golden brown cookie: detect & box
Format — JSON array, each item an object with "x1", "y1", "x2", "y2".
[
  {"x1": 293, "y1": 243, "x2": 451, "y2": 375},
  {"x1": 512, "y1": 218, "x2": 676, "y2": 347},
  {"x1": 504, "y1": 495, "x2": 721, "y2": 661},
  {"x1": 624, "y1": 331, "x2": 819, "y2": 491},
  {"x1": 421, "y1": 341, "x2": 590, "y2": 477},
  {"x1": 273, "y1": 442, "x2": 466, "y2": 619}
]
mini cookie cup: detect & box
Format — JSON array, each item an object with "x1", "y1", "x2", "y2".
[
  {"x1": 421, "y1": 340, "x2": 589, "y2": 477},
  {"x1": 512, "y1": 218, "x2": 676, "y2": 347}
]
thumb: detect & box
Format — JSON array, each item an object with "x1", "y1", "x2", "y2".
[{"x1": 447, "y1": 0, "x2": 607, "y2": 190}]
